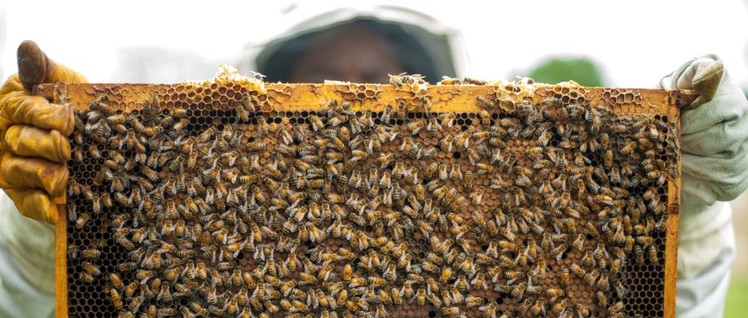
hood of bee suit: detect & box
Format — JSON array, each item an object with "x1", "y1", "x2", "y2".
[{"x1": 235, "y1": 4, "x2": 470, "y2": 83}]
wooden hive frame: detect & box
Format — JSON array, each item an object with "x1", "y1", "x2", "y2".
[{"x1": 36, "y1": 79, "x2": 696, "y2": 318}]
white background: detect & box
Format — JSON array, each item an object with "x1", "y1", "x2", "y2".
[{"x1": 0, "y1": 0, "x2": 746, "y2": 88}]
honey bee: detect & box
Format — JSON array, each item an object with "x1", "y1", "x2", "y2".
[
  {"x1": 426, "y1": 265, "x2": 450, "y2": 283},
  {"x1": 449, "y1": 165, "x2": 469, "y2": 186},
  {"x1": 471, "y1": 162, "x2": 494, "y2": 176},
  {"x1": 81, "y1": 248, "x2": 102, "y2": 260},
  {"x1": 407, "y1": 120, "x2": 425, "y2": 135},
  {"x1": 573, "y1": 303, "x2": 591, "y2": 318},
  {"x1": 592, "y1": 241, "x2": 608, "y2": 260},
  {"x1": 467, "y1": 272, "x2": 486, "y2": 291},
  {"x1": 113, "y1": 260, "x2": 137, "y2": 273},
  {"x1": 637, "y1": 235, "x2": 655, "y2": 246},
  {"x1": 589, "y1": 291, "x2": 607, "y2": 309},
  {"x1": 105, "y1": 114, "x2": 126, "y2": 125},
  {"x1": 603, "y1": 149, "x2": 614, "y2": 168},
  {"x1": 143, "y1": 125, "x2": 164, "y2": 137},
  {"x1": 608, "y1": 301, "x2": 624, "y2": 315},
  {"x1": 350, "y1": 149, "x2": 370, "y2": 163},
  {"x1": 559, "y1": 268, "x2": 570, "y2": 288},
  {"x1": 510, "y1": 282, "x2": 527, "y2": 299},
  {"x1": 648, "y1": 244, "x2": 658, "y2": 263},
  {"x1": 550, "y1": 243, "x2": 568, "y2": 261},
  {"x1": 188, "y1": 302, "x2": 208, "y2": 316},
  {"x1": 568, "y1": 262, "x2": 586, "y2": 278},
  {"x1": 593, "y1": 270, "x2": 610, "y2": 291},
  {"x1": 105, "y1": 288, "x2": 124, "y2": 310},
  {"x1": 478, "y1": 302, "x2": 502, "y2": 318},
  {"x1": 72, "y1": 210, "x2": 92, "y2": 229},
  {"x1": 449, "y1": 294, "x2": 479, "y2": 309},
  {"x1": 547, "y1": 299, "x2": 567, "y2": 315},
  {"x1": 154, "y1": 283, "x2": 172, "y2": 302},
  {"x1": 436, "y1": 112, "x2": 457, "y2": 129},
  {"x1": 443, "y1": 162, "x2": 462, "y2": 181},
  {"x1": 138, "y1": 164, "x2": 160, "y2": 182},
  {"x1": 255, "y1": 117, "x2": 270, "y2": 136},
  {"x1": 433, "y1": 162, "x2": 448, "y2": 181},
  {"x1": 520, "y1": 298, "x2": 545, "y2": 316},
  {"x1": 453, "y1": 131, "x2": 470, "y2": 151},
  {"x1": 104, "y1": 273, "x2": 125, "y2": 291},
  {"x1": 334, "y1": 288, "x2": 349, "y2": 307},
  {"x1": 441, "y1": 306, "x2": 460, "y2": 316},
  {"x1": 621, "y1": 140, "x2": 637, "y2": 154},
  {"x1": 305, "y1": 114, "x2": 324, "y2": 131},
  {"x1": 414, "y1": 288, "x2": 426, "y2": 306},
  {"x1": 317, "y1": 264, "x2": 335, "y2": 282},
  {"x1": 77, "y1": 270, "x2": 98, "y2": 284},
  {"x1": 466, "y1": 148, "x2": 480, "y2": 165},
  {"x1": 76, "y1": 261, "x2": 102, "y2": 279},
  {"x1": 388, "y1": 73, "x2": 409, "y2": 87},
  {"x1": 582, "y1": 268, "x2": 601, "y2": 287}
]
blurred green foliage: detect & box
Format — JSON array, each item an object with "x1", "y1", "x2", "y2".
[
  {"x1": 726, "y1": 275, "x2": 748, "y2": 317},
  {"x1": 528, "y1": 57, "x2": 606, "y2": 87}
]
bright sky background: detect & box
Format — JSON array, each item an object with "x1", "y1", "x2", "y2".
[{"x1": 1, "y1": 0, "x2": 746, "y2": 88}]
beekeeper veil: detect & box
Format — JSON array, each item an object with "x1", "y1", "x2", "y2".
[{"x1": 236, "y1": 4, "x2": 469, "y2": 83}]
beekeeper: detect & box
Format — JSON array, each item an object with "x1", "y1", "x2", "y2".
[{"x1": 0, "y1": 5, "x2": 745, "y2": 318}]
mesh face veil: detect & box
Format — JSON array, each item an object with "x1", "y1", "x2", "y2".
[{"x1": 236, "y1": 5, "x2": 470, "y2": 83}]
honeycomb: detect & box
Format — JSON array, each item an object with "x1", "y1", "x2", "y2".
[{"x1": 40, "y1": 73, "x2": 690, "y2": 318}]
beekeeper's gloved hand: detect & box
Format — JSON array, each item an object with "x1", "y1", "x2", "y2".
[
  {"x1": 660, "y1": 55, "x2": 748, "y2": 215},
  {"x1": 0, "y1": 40, "x2": 87, "y2": 224}
]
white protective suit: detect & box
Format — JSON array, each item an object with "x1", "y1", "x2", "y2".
[
  {"x1": 1, "y1": 5, "x2": 746, "y2": 318},
  {"x1": 0, "y1": 191, "x2": 55, "y2": 318},
  {"x1": 660, "y1": 55, "x2": 748, "y2": 317}
]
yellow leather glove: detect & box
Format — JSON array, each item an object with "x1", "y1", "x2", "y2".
[{"x1": 0, "y1": 40, "x2": 87, "y2": 224}]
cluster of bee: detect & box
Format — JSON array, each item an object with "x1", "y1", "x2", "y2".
[{"x1": 66, "y1": 79, "x2": 676, "y2": 318}]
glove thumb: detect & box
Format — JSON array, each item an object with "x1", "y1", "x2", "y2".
[
  {"x1": 3, "y1": 188, "x2": 58, "y2": 224},
  {"x1": 17, "y1": 40, "x2": 87, "y2": 90},
  {"x1": 661, "y1": 55, "x2": 723, "y2": 109}
]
